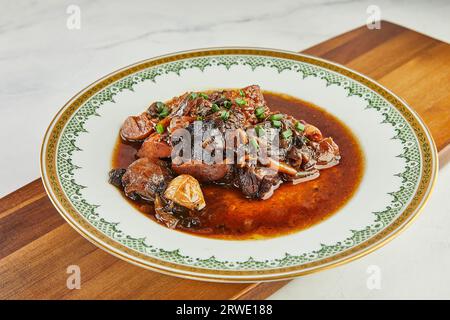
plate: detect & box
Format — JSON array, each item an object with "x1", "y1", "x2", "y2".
[{"x1": 40, "y1": 48, "x2": 437, "y2": 282}]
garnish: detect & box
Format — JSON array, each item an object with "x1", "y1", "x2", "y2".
[
  {"x1": 156, "y1": 101, "x2": 165, "y2": 110},
  {"x1": 223, "y1": 100, "x2": 232, "y2": 109},
  {"x1": 235, "y1": 98, "x2": 247, "y2": 106},
  {"x1": 220, "y1": 110, "x2": 230, "y2": 121},
  {"x1": 239, "y1": 89, "x2": 245, "y2": 97},
  {"x1": 199, "y1": 93, "x2": 209, "y2": 99},
  {"x1": 155, "y1": 123, "x2": 165, "y2": 134},
  {"x1": 158, "y1": 108, "x2": 169, "y2": 119},
  {"x1": 271, "y1": 120, "x2": 282, "y2": 128},
  {"x1": 156, "y1": 102, "x2": 169, "y2": 119},
  {"x1": 255, "y1": 125, "x2": 265, "y2": 137},
  {"x1": 295, "y1": 121, "x2": 305, "y2": 131},
  {"x1": 250, "y1": 138, "x2": 259, "y2": 150},
  {"x1": 255, "y1": 107, "x2": 265, "y2": 119},
  {"x1": 189, "y1": 92, "x2": 198, "y2": 100},
  {"x1": 281, "y1": 129, "x2": 292, "y2": 139},
  {"x1": 270, "y1": 114, "x2": 283, "y2": 121},
  {"x1": 211, "y1": 103, "x2": 220, "y2": 112}
]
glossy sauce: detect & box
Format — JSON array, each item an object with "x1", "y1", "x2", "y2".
[{"x1": 112, "y1": 92, "x2": 364, "y2": 239}]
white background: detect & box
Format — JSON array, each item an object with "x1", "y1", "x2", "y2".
[{"x1": 1, "y1": 0, "x2": 449, "y2": 299}]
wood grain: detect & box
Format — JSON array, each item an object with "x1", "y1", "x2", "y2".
[{"x1": 1, "y1": 21, "x2": 449, "y2": 300}]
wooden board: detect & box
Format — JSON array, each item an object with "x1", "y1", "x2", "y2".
[{"x1": 1, "y1": 21, "x2": 449, "y2": 300}]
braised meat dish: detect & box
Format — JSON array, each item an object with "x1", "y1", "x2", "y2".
[{"x1": 109, "y1": 85, "x2": 354, "y2": 237}]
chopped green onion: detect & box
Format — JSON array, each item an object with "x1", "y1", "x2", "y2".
[
  {"x1": 255, "y1": 107, "x2": 265, "y2": 118},
  {"x1": 211, "y1": 103, "x2": 220, "y2": 112},
  {"x1": 235, "y1": 98, "x2": 247, "y2": 106},
  {"x1": 271, "y1": 120, "x2": 282, "y2": 128},
  {"x1": 281, "y1": 129, "x2": 292, "y2": 139},
  {"x1": 199, "y1": 93, "x2": 209, "y2": 99},
  {"x1": 156, "y1": 101, "x2": 166, "y2": 112},
  {"x1": 197, "y1": 116, "x2": 204, "y2": 121},
  {"x1": 220, "y1": 110, "x2": 230, "y2": 121},
  {"x1": 239, "y1": 89, "x2": 245, "y2": 97},
  {"x1": 156, "y1": 102, "x2": 169, "y2": 118},
  {"x1": 155, "y1": 123, "x2": 165, "y2": 134},
  {"x1": 270, "y1": 114, "x2": 283, "y2": 121},
  {"x1": 250, "y1": 138, "x2": 259, "y2": 150},
  {"x1": 223, "y1": 100, "x2": 232, "y2": 109},
  {"x1": 158, "y1": 107, "x2": 169, "y2": 119},
  {"x1": 189, "y1": 92, "x2": 198, "y2": 100},
  {"x1": 295, "y1": 121, "x2": 305, "y2": 131},
  {"x1": 255, "y1": 125, "x2": 265, "y2": 137},
  {"x1": 255, "y1": 107, "x2": 265, "y2": 116}
]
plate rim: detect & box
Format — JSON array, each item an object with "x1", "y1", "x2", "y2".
[{"x1": 40, "y1": 47, "x2": 438, "y2": 282}]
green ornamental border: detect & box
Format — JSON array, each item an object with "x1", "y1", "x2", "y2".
[{"x1": 56, "y1": 54, "x2": 420, "y2": 270}]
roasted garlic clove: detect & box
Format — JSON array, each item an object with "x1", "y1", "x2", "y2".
[{"x1": 164, "y1": 175, "x2": 206, "y2": 210}]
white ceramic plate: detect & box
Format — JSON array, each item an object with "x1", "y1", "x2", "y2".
[{"x1": 41, "y1": 48, "x2": 437, "y2": 282}]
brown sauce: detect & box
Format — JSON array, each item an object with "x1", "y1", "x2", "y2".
[{"x1": 112, "y1": 91, "x2": 364, "y2": 240}]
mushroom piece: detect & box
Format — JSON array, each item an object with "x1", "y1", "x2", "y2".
[
  {"x1": 164, "y1": 174, "x2": 206, "y2": 210},
  {"x1": 154, "y1": 195, "x2": 179, "y2": 229}
]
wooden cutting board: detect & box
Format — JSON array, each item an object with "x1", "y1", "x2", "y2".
[{"x1": 1, "y1": 21, "x2": 449, "y2": 300}]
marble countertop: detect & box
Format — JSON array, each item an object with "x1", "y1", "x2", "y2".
[{"x1": 1, "y1": 0, "x2": 449, "y2": 299}]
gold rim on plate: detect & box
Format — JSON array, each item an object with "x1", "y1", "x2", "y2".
[{"x1": 40, "y1": 48, "x2": 438, "y2": 282}]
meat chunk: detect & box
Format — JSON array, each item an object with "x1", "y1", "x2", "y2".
[
  {"x1": 121, "y1": 113, "x2": 155, "y2": 141},
  {"x1": 121, "y1": 158, "x2": 171, "y2": 201},
  {"x1": 168, "y1": 116, "x2": 195, "y2": 133},
  {"x1": 169, "y1": 93, "x2": 192, "y2": 117},
  {"x1": 220, "y1": 108, "x2": 247, "y2": 131},
  {"x1": 108, "y1": 168, "x2": 126, "y2": 189},
  {"x1": 163, "y1": 85, "x2": 270, "y2": 132},
  {"x1": 314, "y1": 137, "x2": 340, "y2": 168},
  {"x1": 137, "y1": 133, "x2": 172, "y2": 159},
  {"x1": 287, "y1": 147, "x2": 303, "y2": 169},
  {"x1": 304, "y1": 124, "x2": 323, "y2": 142},
  {"x1": 242, "y1": 85, "x2": 267, "y2": 111},
  {"x1": 188, "y1": 97, "x2": 214, "y2": 118},
  {"x1": 222, "y1": 85, "x2": 270, "y2": 126},
  {"x1": 172, "y1": 161, "x2": 230, "y2": 182},
  {"x1": 234, "y1": 167, "x2": 282, "y2": 200},
  {"x1": 299, "y1": 145, "x2": 317, "y2": 171}
]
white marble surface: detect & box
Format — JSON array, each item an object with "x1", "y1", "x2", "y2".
[{"x1": 1, "y1": 0, "x2": 449, "y2": 299}]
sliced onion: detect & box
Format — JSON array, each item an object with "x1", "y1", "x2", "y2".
[
  {"x1": 291, "y1": 170, "x2": 320, "y2": 185},
  {"x1": 260, "y1": 180, "x2": 282, "y2": 200},
  {"x1": 315, "y1": 158, "x2": 340, "y2": 170}
]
